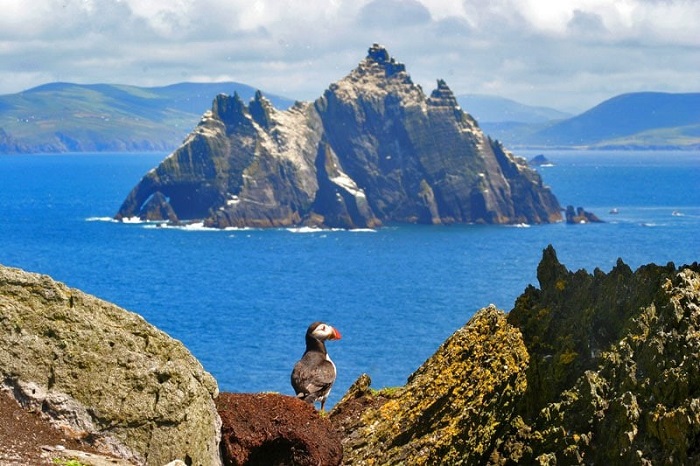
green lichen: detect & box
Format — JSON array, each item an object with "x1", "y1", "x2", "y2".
[
  {"x1": 370, "y1": 386, "x2": 402, "y2": 397},
  {"x1": 499, "y1": 250, "x2": 700, "y2": 464},
  {"x1": 53, "y1": 459, "x2": 88, "y2": 466}
]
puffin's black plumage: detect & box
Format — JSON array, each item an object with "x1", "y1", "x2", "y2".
[{"x1": 291, "y1": 321, "x2": 341, "y2": 411}]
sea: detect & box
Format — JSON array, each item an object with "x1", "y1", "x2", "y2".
[{"x1": 0, "y1": 149, "x2": 698, "y2": 408}]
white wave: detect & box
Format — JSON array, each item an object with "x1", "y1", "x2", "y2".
[
  {"x1": 179, "y1": 222, "x2": 209, "y2": 231},
  {"x1": 148, "y1": 222, "x2": 257, "y2": 232},
  {"x1": 288, "y1": 226, "x2": 329, "y2": 234},
  {"x1": 85, "y1": 216, "x2": 117, "y2": 223},
  {"x1": 142, "y1": 223, "x2": 168, "y2": 230},
  {"x1": 143, "y1": 222, "x2": 221, "y2": 232},
  {"x1": 121, "y1": 216, "x2": 146, "y2": 224},
  {"x1": 508, "y1": 223, "x2": 531, "y2": 228},
  {"x1": 287, "y1": 226, "x2": 376, "y2": 234}
]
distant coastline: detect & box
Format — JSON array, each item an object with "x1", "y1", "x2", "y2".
[{"x1": 1, "y1": 82, "x2": 698, "y2": 154}]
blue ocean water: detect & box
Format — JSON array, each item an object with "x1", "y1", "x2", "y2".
[{"x1": 0, "y1": 150, "x2": 698, "y2": 408}]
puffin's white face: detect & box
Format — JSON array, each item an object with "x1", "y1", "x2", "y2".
[{"x1": 311, "y1": 323, "x2": 342, "y2": 341}]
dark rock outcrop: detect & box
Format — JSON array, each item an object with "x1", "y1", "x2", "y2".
[
  {"x1": 500, "y1": 247, "x2": 700, "y2": 464},
  {"x1": 332, "y1": 247, "x2": 700, "y2": 464},
  {"x1": 217, "y1": 393, "x2": 342, "y2": 466},
  {"x1": 529, "y1": 154, "x2": 553, "y2": 166},
  {"x1": 0, "y1": 264, "x2": 222, "y2": 465},
  {"x1": 140, "y1": 191, "x2": 179, "y2": 223},
  {"x1": 565, "y1": 205, "x2": 603, "y2": 223},
  {"x1": 115, "y1": 44, "x2": 562, "y2": 229}
]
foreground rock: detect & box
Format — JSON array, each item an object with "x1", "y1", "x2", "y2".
[
  {"x1": 331, "y1": 306, "x2": 529, "y2": 464},
  {"x1": 217, "y1": 393, "x2": 343, "y2": 466},
  {"x1": 332, "y1": 248, "x2": 700, "y2": 464},
  {"x1": 501, "y1": 247, "x2": 700, "y2": 464},
  {"x1": 115, "y1": 44, "x2": 562, "y2": 229},
  {"x1": 0, "y1": 264, "x2": 221, "y2": 465}
]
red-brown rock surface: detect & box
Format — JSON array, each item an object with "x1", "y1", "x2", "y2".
[
  {"x1": 0, "y1": 389, "x2": 133, "y2": 465},
  {"x1": 216, "y1": 393, "x2": 343, "y2": 466}
]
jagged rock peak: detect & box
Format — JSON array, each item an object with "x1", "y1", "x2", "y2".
[
  {"x1": 326, "y1": 43, "x2": 421, "y2": 106},
  {"x1": 536, "y1": 244, "x2": 569, "y2": 290},
  {"x1": 332, "y1": 251, "x2": 700, "y2": 464},
  {"x1": 428, "y1": 78, "x2": 460, "y2": 108},
  {"x1": 365, "y1": 43, "x2": 407, "y2": 76},
  {"x1": 249, "y1": 90, "x2": 275, "y2": 128},
  {"x1": 212, "y1": 91, "x2": 248, "y2": 123}
]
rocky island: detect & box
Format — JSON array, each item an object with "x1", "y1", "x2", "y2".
[
  {"x1": 566, "y1": 205, "x2": 604, "y2": 224},
  {"x1": 529, "y1": 154, "x2": 554, "y2": 166},
  {"x1": 115, "y1": 44, "x2": 562, "y2": 229}
]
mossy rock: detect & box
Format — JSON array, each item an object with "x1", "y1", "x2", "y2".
[
  {"x1": 0, "y1": 264, "x2": 221, "y2": 465},
  {"x1": 333, "y1": 247, "x2": 700, "y2": 465},
  {"x1": 332, "y1": 305, "x2": 529, "y2": 465},
  {"x1": 498, "y1": 247, "x2": 700, "y2": 464}
]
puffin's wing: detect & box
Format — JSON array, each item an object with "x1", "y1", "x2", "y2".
[{"x1": 291, "y1": 352, "x2": 336, "y2": 399}]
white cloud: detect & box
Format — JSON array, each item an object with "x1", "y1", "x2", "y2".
[
  {"x1": 0, "y1": 0, "x2": 698, "y2": 112},
  {"x1": 358, "y1": 0, "x2": 432, "y2": 27}
]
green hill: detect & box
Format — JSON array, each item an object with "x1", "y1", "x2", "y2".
[
  {"x1": 529, "y1": 92, "x2": 700, "y2": 149},
  {"x1": 456, "y1": 94, "x2": 571, "y2": 124},
  {"x1": 0, "y1": 82, "x2": 294, "y2": 153},
  {"x1": 2, "y1": 83, "x2": 697, "y2": 152}
]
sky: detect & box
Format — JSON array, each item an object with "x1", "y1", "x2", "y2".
[{"x1": 1, "y1": 0, "x2": 698, "y2": 113}]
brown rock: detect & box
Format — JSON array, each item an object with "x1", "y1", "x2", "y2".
[{"x1": 216, "y1": 393, "x2": 343, "y2": 466}]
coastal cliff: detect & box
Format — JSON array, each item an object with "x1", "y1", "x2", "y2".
[
  {"x1": 115, "y1": 44, "x2": 562, "y2": 229},
  {"x1": 331, "y1": 247, "x2": 700, "y2": 464}
]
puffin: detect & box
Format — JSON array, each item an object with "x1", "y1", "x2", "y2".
[{"x1": 291, "y1": 321, "x2": 342, "y2": 411}]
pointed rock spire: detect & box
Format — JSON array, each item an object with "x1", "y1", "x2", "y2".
[
  {"x1": 212, "y1": 92, "x2": 248, "y2": 123},
  {"x1": 249, "y1": 90, "x2": 274, "y2": 129},
  {"x1": 428, "y1": 79, "x2": 459, "y2": 108},
  {"x1": 366, "y1": 43, "x2": 406, "y2": 76}
]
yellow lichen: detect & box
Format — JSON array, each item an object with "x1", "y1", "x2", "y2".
[
  {"x1": 338, "y1": 306, "x2": 530, "y2": 464},
  {"x1": 559, "y1": 350, "x2": 578, "y2": 365}
]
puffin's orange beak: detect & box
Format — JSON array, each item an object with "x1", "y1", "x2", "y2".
[{"x1": 331, "y1": 327, "x2": 342, "y2": 340}]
